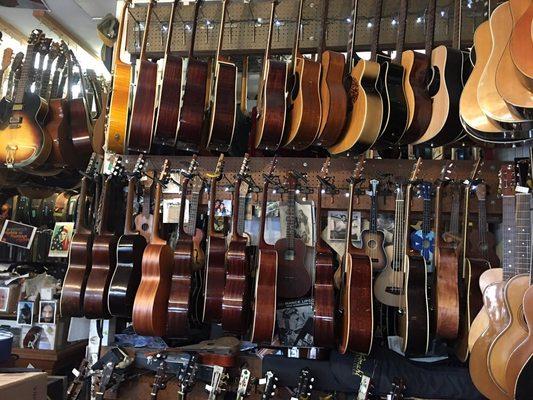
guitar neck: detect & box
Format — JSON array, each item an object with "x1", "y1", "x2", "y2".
[
  {"x1": 40, "y1": 66, "x2": 53, "y2": 100},
  {"x1": 370, "y1": 194, "x2": 378, "y2": 233},
  {"x1": 14, "y1": 43, "x2": 37, "y2": 105},
  {"x1": 316, "y1": 0, "x2": 329, "y2": 62},
  {"x1": 452, "y1": 0, "x2": 462, "y2": 50},
  {"x1": 369, "y1": 0, "x2": 384, "y2": 61},
  {"x1": 164, "y1": 1, "x2": 179, "y2": 56},
  {"x1": 215, "y1": 0, "x2": 229, "y2": 62},
  {"x1": 425, "y1": 0, "x2": 437, "y2": 55},
  {"x1": 501, "y1": 194, "x2": 515, "y2": 279},
  {"x1": 345, "y1": 181, "x2": 356, "y2": 255},
  {"x1": 286, "y1": 187, "x2": 296, "y2": 249},
  {"x1": 188, "y1": 192, "x2": 200, "y2": 236},
  {"x1": 291, "y1": 0, "x2": 305, "y2": 71},
  {"x1": 123, "y1": 178, "x2": 137, "y2": 235},
  {"x1": 393, "y1": 0, "x2": 408, "y2": 63},
  {"x1": 449, "y1": 186, "x2": 461, "y2": 237},
  {"x1": 477, "y1": 198, "x2": 488, "y2": 255},
  {"x1": 179, "y1": 178, "x2": 191, "y2": 237},
  {"x1": 208, "y1": 178, "x2": 218, "y2": 237},
  {"x1": 237, "y1": 195, "x2": 246, "y2": 237},
  {"x1": 422, "y1": 198, "x2": 431, "y2": 235},
  {"x1": 258, "y1": 181, "x2": 270, "y2": 249},
  {"x1": 188, "y1": 0, "x2": 202, "y2": 59},
  {"x1": 392, "y1": 196, "x2": 405, "y2": 271},
  {"x1": 403, "y1": 184, "x2": 414, "y2": 258},
  {"x1": 514, "y1": 193, "x2": 531, "y2": 278},
  {"x1": 345, "y1": 0, "x2": 360, "y2": 73}
]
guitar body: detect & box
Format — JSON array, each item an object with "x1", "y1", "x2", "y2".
[
  {"x1": 203, "y1": 235, "x2": 226, "y2": 322},
  {"x1": 167, "y1": 237, "x2": 193, "y2": 336},
  {"x1": 250, "y1": 249, "x2": 277, "y2": 344},
  {"x1": 176, "y1": 59, "x2": 208, "y2": 152},
  {"x1": 65, "y1": 98, "x2": 92, "y2": 169},
  {"x1": 433, "y1": 246, "x2": 459, "y2": 339},
  {"x1": 106, "y1": 61, "x2": 131, "y2": 154},
  {"x1": 207, "y1": 61, "x2": 237, "y2": 152},
  {"x1": 133, "y1": 243, "x2": 174, "y2": 336},
  {"x1": 360, "y1": 230, "x2": 387, "y2": 270},
  {"x1": 192, "y1": 228, "x2": 205, "y2": 270},
  {"x1": 154, "y1": 55, "x2": 182, "y2": 147},
  {"x1": 339, "y1": 253, "x2": 373, "y2": 354},
  {"x1": 274, "y1": 238, "x2": 311, "y2": 299},
  {"x1": 315, "y1": 51, "x2": 347, "y2": 147},
  {"x1": 410, "y1": 229, "x2": 435, "y2": 268},
  {"x1": 83, "y1": 234, "x2": 118, "y2": 319},
  {"x1": 509, "y1": 2, "x2": 533, "y2": 90},
  {"x1": 92, "y1": 91, "x2": 107, "y2": 155},
  {"x1": 107, "y1": 234, "x2": 147, "y2": 318},
  {"x1": 128, "y1": 60, "x2": 158, "y2": 153},
  {"x1": 284, "y1": 57, "x2": 321, "y2": 151},
  {"x1": 398, "y1": 254, "x2": 429, "y2": 355},
  {"x1": 374, "y1": 245, "x2": 403, "y2": 307},
  {"x1": 45, "y1": 98, "x2": 69, "y2": 168},
  {"x1": 400, "y1": 50, "x2": 432, "y2": 144},
  {"x1": 313, "y1": 251, "x2": 335, "y2": 348},
  {"x1": 328, "y1": 60, "x2": 382, "y2": 155},
  {"x1": 222, "y1": 238, "x2": 251, "y2": 334},
  {"x1": 466, "y1": 228, "x2": 500, "y2": 268},
  {"x1": 60, "y1": 232, "x2": 93, "y2": 317},
  {"x1": 255, "y1": 60, "x2": 287, "y2": 150}
]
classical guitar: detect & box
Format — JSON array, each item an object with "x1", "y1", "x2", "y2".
[
  {"x1": 254, "y1": 0, "x2": 287, "y2": 151},
  {"x1": 361, "y1": 179, "x2": 387, "y2": 270},
  {"x1": 83, "y1": 158, "x2": 123, "y2": 319},
  {"x1": 60, "y1": 154, "x2": 100, "y2": 317},
  {"x1": 0, "y1": 30, "x2": 51, "y2": 169},
  {"x1": 128, "y1": 0, "x2": 158, "y2": 153},
  {"x1": 339, "y1": 157, "x2": 373, "y2": 355},
  {"x1": 108, "y1": 155, "x2": 147, "y2": 319},
  {"x1": 313, "y1": 158, "x2": 335, "y2": 348},
  {"x1": 153, "y1": 0, "x2": 182, "y2": 148},
  {"x1": 409, "y1": 182, "x2": 435, "y2": 271},
  {"x1": 133, "y1": 160, "x2": 174, "y2": 336},
  {"x1": 250, "y1": 158, "x2": 278, "y2": 344},
  {"x1": 222, "y1": 154, "x2": 252, "y2": 334},
  {"x1": 135, "y1": 172, "x2": 154, "y2": 243},
  {"x1": 283, "y1": 0, "x2": 321, "y2": 151},
  {"x1": 509, "y1": 1, "x2": 533, "y2": 90},
  {"x1": 167, "y1": 156, "x2": 198, "y2": 337},
  {"x1": 203, "y1": 154, "x2": 227, "y2": 323},
  {"x1": 398, "y1": 159, "x2": 430, "y2": 356},
  {"x1": 275, "y1": 172, "x2": 312, "y2": 299},
  {"x1": 328, "y1": 0, "x2": 382, "y2": 155},
  {"x1": 176, "y1": 0, "x2": 207, "y2": 153},
  {"x1": 105, "y1": 0, "x2": 132, "y2": 154},
  {"x1": 206, "y1": 0, "x2": 237, "y2": 153}
]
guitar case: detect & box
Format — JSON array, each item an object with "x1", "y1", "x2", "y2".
[{"x1": 263, "y1": 346, "x2": 483, "y2": 399}]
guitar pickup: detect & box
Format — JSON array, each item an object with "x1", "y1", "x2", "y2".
[{"x1": 9, "y1": 116, "x2": 22, "y2": 127}]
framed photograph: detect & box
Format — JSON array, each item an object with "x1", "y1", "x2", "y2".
[
  {"x1": 0, "y1": 220, "x2": 37, "y2": 249},
  {"x1": 0, "y1": 287, "x2": 9, "y2": 312},
  {"x1": 213, "y1": 199, "x2": 232, "y2": 217},
  {"x1": 48, "y1": 222, "x2": 74, "y2": 257},
  {"x1": 17, "y1": 301, "x2": 34, "y2": 326},
  {"x1": 279, "y1": 202, "x2": 314, "y2": 247},
  {"x1": 38, "y1": 300, "x2": 56, "y2": 325},
  {"x1": 327, "y1": 211, "x2": 361, "y2": 242}
]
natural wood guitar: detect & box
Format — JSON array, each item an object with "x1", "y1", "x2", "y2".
[
  {"x1": 360, "y1": 179, "x2": 387, "y2": 270},
  {"x1": 509, "y1": 1, "x2": 533, "y2": 90}
]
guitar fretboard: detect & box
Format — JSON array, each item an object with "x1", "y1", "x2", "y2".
[
  {"x1": 502, "y1": 195, "x2": 516, "y2": 280},
  {"x1": 514, "y1": 193, "x2": 531, "y2": 278}
]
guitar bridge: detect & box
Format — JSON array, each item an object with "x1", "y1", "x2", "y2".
[{"x1": 385, "y1": 286, "x2": 402, "y2": 295}]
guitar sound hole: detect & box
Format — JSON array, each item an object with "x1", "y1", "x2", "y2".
[
  {"x1": 284, "y1": 250, "x2": 295, "y2": 261},
  {"x1": 423, "y1": 240, "x2": 431, "y2": 250},
  {"x1": 142, "y1": 223, "x2": 149, "y2": 231},
  {"x1": 385, "y1": 286, "x2": 401, "y2": 295},
  {"x1": 368, "y1": 240, "x2": 377, "y2": 250}
]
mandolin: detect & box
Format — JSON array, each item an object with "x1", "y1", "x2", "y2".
[
  {"x1": 153, "y1": 0, "x2": 182, "y2": 148},
  {"x1": 283, "y1": 0, "x2": 321, "y2": 151},
  {"x1": 254, "y1": 0, "x2": 287, "y2": 151},
  {"x1": 107, "y1": 155, "x2": 147, "y2": 319},
  {"x1": 206, "y1": 0, "x2": 238, "y2": 153},
  {"x1": 409, "y1": 182, "x2": 435, "y2": 271},
  {"x1": 127, "y1": 0, "x2": 158, "y2": 154},
  {"x1": 105, "y1": 0, "x2": 132, "y2": 154},
  {"x1": 203, "y1": 154, "x2": 227, "y2": 323},
  {"x1": 339, "y1": 157, "x2": 373, "y2": 355},
  {"x1": 133, "y1": 160, "x2": 174, "y2": 336},
  {"x1": 250, "y1": 158, "x2": 278, "y2": 344},
  {"x1": 222, "y1": 154, "x2": 252, "y2": 334},
  {"x1": 361, "y1": 179, "x2": 387, "y2": 271}
]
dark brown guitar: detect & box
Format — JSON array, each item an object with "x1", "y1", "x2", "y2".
[
  {"x1": 202, "y1": 155, "x2": 226, "y2": 323},
  {"x1": 133, "y1": 160, "x2": 174, "y2": 336},
  {"x1": 360, "y1": 179, "x2": 387, "y2": 270},
  {"x1": 135, "y1": 172, "x2": 154, "y2": 243},
  {"x1": 275, "y1": 172, "x2": 311, "y2": 299}
]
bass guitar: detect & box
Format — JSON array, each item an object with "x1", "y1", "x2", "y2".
[
  {"x1": 361, "y1": 179, "x2": 387, "y2": 270},
  {"x1": 409, "y1": 182, "x2": 435, "y2": 271}
]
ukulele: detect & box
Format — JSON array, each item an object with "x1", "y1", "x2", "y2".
[
  {"x1": 283, "y1": 0, "x2": 321, "y2": 151},
  {"x1": 409, "y1": 182, "x2": 435, "y2": 271},
  {"x1": 259, "y1": 371, "x2": 278, "y2": 400},
  {"x1": 176, "y1": 0, "x2": 207, "y2": 153},
  {"x1": 105, "y1": 0, "x2": 132, "y2": 154},
  {"x1": 275, "y1": 172, "x2": 312, "y2": 299},
  {"x1": 361, "y1": 179, "x2": 387, "y2": 270},
  {"x1": 291, "y1": 368, "x2": 314, "y2": 400},
  {"x1": 60, "y1": 153, "x2": 101, "y2": 317},
  {"x1": 132, "y1": 160, "x2": 174, "y2": 336},
  {"x1": 254, "y1": 0, "x2": 287, "y2": 151},
  {"x1": 328, "y1": 0, "x2": 382, "y2": 155},
  {"x1": 127, "y1": 0, "x2": 158, "y2": 153},
  {"x1": 108, "y1": 155, "x2": 148, "y2": 319},
  {"x1": 250, "y1": 158, "x2": 278, "y2": 344},
  {"x1": 222, "y1": 154, "x2": 252, "y2": 334},
  {"x1": 153, "y1": 0, "x2": 182, "y2": 147},
  {"x1": 398, "y1": 159, "x2": 430, "y2": 356},
  {"x1": 167, "y1": 155, "x2": 199, "y2": 337},
  {"x1": 203, "y1": 154, "x2": 227, "y2": 323},
  {"x1": 313, "y1": 158, "x2": 336, "y2": 348},
  {"x1": 339, "y1": 156, "x2": 373, "y2": 355},
  {"x1": 177, "y1": 355, "x2": 199, "y2": 400},
  {"x1": 83, "y1": 157, "x2": 123, "y2": 319},
  {"x1": 135, "y1": 172, "x2": 155, "y2": 242}
]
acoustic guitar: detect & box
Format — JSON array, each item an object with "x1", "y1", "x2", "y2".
[
  {"x1": 0, "y1": 48, "x2": 13, "y2": 91},
  {"x1": 250, "y1": 158, "x2": 278, "y2": 344},
  {"x1": 254, "y1": 0, "x2": 287, "y2": 151},
  {"x1": 206, "y1": 0, "x2": 237, "y2": 153},
  {"x1": 283, "y1": 0, "x2": 321, "y2": 151},
  {"x1": 135, "y1": 172, "x2": 154, "y2": 243},
  {"x1": 409, "y1": 182, "x2": 435, "y2": 271},
  {"x1": 361, "y1": 179, "x2": 387, "y2": 271},
  {"x1": 0, "y1": 51, "x2": 23, "y2": 124},
  {"x1": 127, "y1": 0, "x2": 158, "y2": 154},
  {"x1": 132, "y1": 160, "x2": 174, "y2": 336},
  {"x1": 509, "y1": 1, "x2": 533, "y2": 90},
  {"x1": 202, "y1": 154, "x2": 227, "y2": 323},
  {"x1": 176, "y1": 0, "x2": 207, "y2": 153},
  {"x1": 339, "y1": 157, "x2": 373, "y2": 355},
  {"x1": 153, "y1": 0, "x2": 182, "y2": 148},
  {"x1": 107, "y1": 155, "x2": 147, "y2": 319}
]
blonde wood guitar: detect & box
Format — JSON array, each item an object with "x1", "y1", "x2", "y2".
[{"x1": 509, "y1": 1, "x2": 533, "y2": 90}]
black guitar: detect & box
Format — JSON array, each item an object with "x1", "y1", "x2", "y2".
[
  {"x1": 291, "y1": 368, "x2": 314, "y2": 400},
  {"x1": 177, "y1": 355, "x2": 199, "y2": 400},
  {"x1": 150, "y1": 355, "x2": 173, "y2": 400},
  {"x1": 66, "y1": 359, "x2": 90, "y2": 400},
  {"x1": 260, "y1": 371, "x2": 278, "y2": 400}
]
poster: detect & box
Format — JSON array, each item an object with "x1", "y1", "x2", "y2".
[
  {"x1": 326, "y1": 210, "x2": 361, "y2": 242},
  {"x1": 0, "y1": 220, "x2": 37, "y2": 249},
  {"x1": 48, "y1": 222, "x2": 74, "y2": 257}
]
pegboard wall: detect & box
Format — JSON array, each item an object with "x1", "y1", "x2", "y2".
[{"x1": 125, "y1": 0, "x2": 486, "y2": 58}]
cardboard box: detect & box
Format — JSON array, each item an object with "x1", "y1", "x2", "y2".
[{"x1": 0, "y1": 372, "x2": 47, "y2": 400}]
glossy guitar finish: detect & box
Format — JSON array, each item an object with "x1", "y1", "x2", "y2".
[
  {"x1": 361, "y1": 180, "x2": 386, "y2": 271},
  {"x1": 509, "y1": 1, "x2": 533, "y2": 90}
]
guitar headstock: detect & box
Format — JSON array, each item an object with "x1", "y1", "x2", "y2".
[
  {"x1": 468, "y1": 158, "x2": 483, "y2": 182},
  {"x1": 237, "y1": 154, "x2": 251, "y2": 197},
  {"x1": 48, "y1": 42, "x2": 61, "y2": 63},
  {"x1": 85, "y1": 153, "x2": 101, "y2": 177},
  {"x1": 516, "y1": 158, "x2": 531, "y2": 190},
  {"x1": 418, "y1": 182, "x2": 432, "y2": 201},
  {"x1": 260, "y1": 371, "x2": 278, "y2": 400},
  {"x1": 499, "y1": 164, "x2": 516, "y2": 197},
  {"x1": 66, "y1": 359, "x2": 90, "y2": 399},
  {"x1": 388, "y1": 377, "x2": 406, "y2": 400},
  {"x1": 1, "y1": 48, "x2": 13, "y2": 70},
  {"x1": 109, "y1": 155, "x2": 124, "y2": 180},
  {"x1": 207, "y1": 154, "x2": 225, "y2": 181},
  {"x1": 132, "y1": 154, "x2": 146, "y2": 179},
  {"x1": 206, "y1": 365, "x2": 228, "y2": 398},
  {"x1": 150, "y1": 357, "x2": 171, "y2": 398},
  {"x1": 438, "y1": 161, "x2": 455, "y2": 183},
  {"x1": 159, "y1": 159, "x2": 171, "y2": 185},
  {"x1": 475, "y1": 183, "x2": 487, "y2": 201},
  {"x1": 293, "y1": 367, "x2": 314, "y2": 400},
  {"x1": 320, "y1": 157, "x2": 331, "y2": 179},
  {"x1": 264, "y1": 157, "x2": 278, "y2": 182},
  {"x1": 178, "y1": 355, "x2": 199, "y2": 395},
  {"x1": 369, "y1": 179, "x2": 379, "y2": 197},
  {"x1": 182, "y1": 155, "x2": 199, "y2": 179},
  {"x1": 10, "y1": 52, "x2": 24, "y2": 74},
  {"x1": 409, "y1": 158, "x2": 422, "y2": 183},
  {"x1": 28, "y1": 29, "x2": 44, "y2": 46},
  {"x1": 95, "y1": 361, "x2": 115, "y2": 399},
  {"x1": 37, "y1": 37, "x2": 52, "y2": 56},
  {"x1": 236, "y1": 368, "x2": 252, "y2": 399},
  {"x1": 348, "y1": 155, "x2": 366, "y2": 185}
]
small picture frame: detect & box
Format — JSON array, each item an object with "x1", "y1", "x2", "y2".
[
  {"x1": 327, "y1": 211, "x2": 362, "y2": 242},
  {"x1": 0, "y1": 220, "x2": 37, "y2": 249},
  {"x1": 0, "y1": 287, "x2": 9, "y2": 312},
  {"x1": 38, "y1": 300, "x2": 57, "y2": 325},
  {"x1": 49, "y1": 222, "x2": 75, "y2": 257},
  {"x1": 17, "y1": 301, "x2": 34, "y2": 326}
]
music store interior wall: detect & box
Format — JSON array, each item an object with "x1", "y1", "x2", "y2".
[{"x1": 0, "y1": 0, "x2": 531, "y2": 399}]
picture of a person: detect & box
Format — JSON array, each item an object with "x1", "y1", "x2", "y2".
[
  {"x1": 51, "y1": 226, "x2": 70, "y2": 251},
  {"x1": 17, "y1": 301, "x2": 33, "y2": 325},
  {"x1": 39, "y1": 302, "x2": 56, "y2": 324},
  {"x1": 295, "y1": 209, "x2": 310, "y2": 244},
  {"x1": 0, "y1": 287, "x2": 9, "y2": 312}
]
